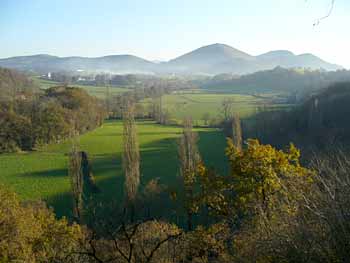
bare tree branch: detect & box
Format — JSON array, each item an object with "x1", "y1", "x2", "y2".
[{"x1": 312, "y1": 0, "x2": 335, "y2": 26}]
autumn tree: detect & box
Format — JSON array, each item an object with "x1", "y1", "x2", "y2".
[
  {"x1": 122, "y1": 101, "x2": 140, "y2": 221},
  {"x1": 0, "y1": 79, "x2": 106, "y2": 153},
  {"x1": 226, "y1": 138, "x2": 312, "y2": 217},
  {"x1": 142, "y1": 178, "x2": 165, "y2": 218},
  {"x1": 0, "y1": 109, "x2": 32, "y2": 152},
  {"x1": 178, "y1": 117, "x2": 201, "y2": 230},
  {"x1": 197, "y1": 139, "x2": 313, "y2": 221},
  {"x1": 135, "y1": 103, "x2": 146, "y2": 119},
  {"x1": 0, "y1": 185, "x2": 84, "y2": 262},
  {"x1": 229, "y1": 140, "x2": 320, "y2": 262},
  {"x1": 195, "y1": 139, "x2": 314, "y2": 261}
]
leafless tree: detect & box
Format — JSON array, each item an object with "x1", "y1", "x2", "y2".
[
  {"x1": 74, "y1": 217, "x2": 183, "y2": 263},
  {"x1": 68, "y1": 142, "x2": 84, "y2": 222},
  {"x1": 304, "y1": 150, "x2": 350, "y2": 259},
  {"x1": 221, "y1": 98, "x2": 235, "y2": 121},
  {"x1": 81, "y1": 151, "x2": 100, "y2": 193},
  {"x1": 122, "y1": 100, "x2": 140, "y2": 221}
]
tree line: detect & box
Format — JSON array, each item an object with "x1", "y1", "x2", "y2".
[
  {"x1": 202, "y1": 67, "x2": 350, "y2": 97},
  {"x1": 246, "y1": 82, "x2": 350, "y2": 153},
  {"x1": 107, "y1": 77, "x2": 194, "y2": 124},
  {"x1": 44, "y1": 70, "x2": 197, "y2": 125}
]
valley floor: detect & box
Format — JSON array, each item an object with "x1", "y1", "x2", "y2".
[{"x1": 0, "y1": 120, "x2": 227, "y2": 218}]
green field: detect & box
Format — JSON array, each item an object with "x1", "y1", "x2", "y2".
[
  {"x1": 32, "y1": 77, "x2": 130, "y2": 98},
  {"x1": 0, "y1": 121, "x2": 227, "y2": 219},
  {"x1": 33, "y1": 78, "x2": 289, "y2": 123},
  {"x1": 2, "y1": 78, "x2": 288, "y2": 220},
  {"x1": 143, "y1": 92, "x2": 285, "y2": 125}
]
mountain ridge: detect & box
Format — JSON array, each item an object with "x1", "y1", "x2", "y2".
[{"x1": 0, "y1": 43, "x2": 342, "y2": 75}]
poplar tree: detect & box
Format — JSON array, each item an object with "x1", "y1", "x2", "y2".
[
  {"x1": 178, "y1": 117, "x2": 201, "y2": 230},
  {"x1": 122, "y1": 101, "x2": 140, "y2": 221},
  {"x1": 232, "y1": 114, "x2": 242, "y2": 151},
  {"x1": 68, "y1": 142, "x2": 84, "y2": 222}
]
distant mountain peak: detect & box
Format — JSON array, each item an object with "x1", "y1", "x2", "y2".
[
  {"x1": 199, "y1": 43, "x2": 242, "y2": 50},
  {"x1": 167, "y1": 43, "x2": 254, "y2": 74},
  {"x1": 178, "y1": 43, "x2": 253, "y2": 59},
  {"x1": 258, "y1": 50, "x2": 295, "y2": 58}
]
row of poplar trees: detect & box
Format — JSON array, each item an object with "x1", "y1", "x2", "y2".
[
  {"x1": 67, "y1": 100, "x2": 141, "y2": 223},
  {"x1": 121, "y1": 99, "x2": 242, "y2": 228},
  {"x1": 68, "y1": 98, "x2": 242, "y2": 226}
]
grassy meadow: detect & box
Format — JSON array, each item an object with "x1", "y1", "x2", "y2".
[
  {"x1": 142, "y1": 91, "x2": 287, "y2": 125},
  {"x1": 0, "y1": 120, "x2": 227, "y2": 219},
  {"x1": 163, "y1": 93, "x2": 262, "y2": 119}
]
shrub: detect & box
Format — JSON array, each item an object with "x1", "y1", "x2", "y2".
[{"x1": 0, "y1": 185, "x2": 84, "y2": 262}]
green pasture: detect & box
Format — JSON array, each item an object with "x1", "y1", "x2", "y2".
[
  {"x1": 142, "y1": 93, "x2": 280, "y2": 125},
  {"x1": 0, "y1": 121, "x2": 227, "y2": 220}
]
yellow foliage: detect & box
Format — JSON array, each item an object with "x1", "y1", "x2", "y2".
[
  {"x1": 0, "y1": 185, "x2": 84, "y2": 262},
  {"x1": 226, "y1": 138, "x2": 313, "y2": 215},
  {"x1": 197, "y1": 138, "x2": 313, "y2": 219}
]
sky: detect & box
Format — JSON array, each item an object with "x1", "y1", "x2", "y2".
[{"x1": 1, "y1": 0, "x2": 350, "y2": 68}]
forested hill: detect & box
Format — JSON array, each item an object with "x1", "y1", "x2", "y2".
[
  {"x1": 202, "y1": 67, "x2": 350, "y2": 94},
  {"x1": 249, "y1": 82, "x2": 350, "y2": 149}
]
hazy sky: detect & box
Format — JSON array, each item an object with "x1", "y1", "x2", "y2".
[{"x1": 1, "y1": 0, "x2": 349, "y2": 68}]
